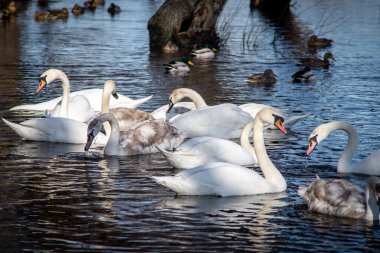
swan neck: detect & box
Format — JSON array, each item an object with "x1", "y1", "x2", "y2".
[
  {"x1": 240, "y1": 121, "x2": 256, "y2": 158},
  {"x1": 365, "y1": 180, "x2": 380, "y2": 220},
  {"x1": 100, "y1": 114, "x2": 120, "y2": 156},
  {"x1": 331, "y1": 122, "x2": 358, "y2": 173},
  {"x1": 181, "y1": 89, "x2": 207, "y2": 108},
  {"x1": 100, "y1": 86, "x2": 112, "y2": 137},
  {"x1": 253, "y1": 117, "x2": 286, "y2": 190},
  {"x1": 58, "y1": 72, "x2": 70, "y2": 118}
]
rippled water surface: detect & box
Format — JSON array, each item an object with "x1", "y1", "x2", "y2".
[{"x1": 1, "y1": 0, "x2": 380, "y2": 251}]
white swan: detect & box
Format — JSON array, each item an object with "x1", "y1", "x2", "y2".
[
  {"x1": 152, "y1": 107, "x2": 288, "y2": 196},
  {"x1": 167, "y1": 88, "x2": 309, "y2": 130},
  {"x1": 298, "y1": 175, "x2": 380, "y2": 220},
  {"x1": 307, "y1": 121, "x2": 380, "y2": 175},
  {"x1": 10, "y1": 69, "x2": 152, "y2": 112},
  {"x1": 1, "y1": 117, "x2": 107, "y2": 144},
  {"x1": 35, "y1": 69, "x2": 95, "y2": 122},
  {"x1": 157, "y1": 120, "x2": 257, "y2": 169},
  {"x1": 85, "y1": 113, "x2": 187, "y2": 156},
  {"x1": 0, "y1": 79, "x2": 127, "y2": 145}
]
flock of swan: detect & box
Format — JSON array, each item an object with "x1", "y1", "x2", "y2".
[{"x1": 2, "y1": 68, "x2": 380, "y2": 221}]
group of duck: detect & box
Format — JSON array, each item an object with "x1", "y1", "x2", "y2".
[
  {"x1": 164, "y1": 35, "x2": 335, "y2": 86},
  {"x1": 33, "y1": 0, "x2": 121, "y2": 21},
  {"x1": 1, "y1": 0, "x2": 121, "y2": 22},
  {"x1": 2, "y1": 65, "x2": 380, "y2": 222}
]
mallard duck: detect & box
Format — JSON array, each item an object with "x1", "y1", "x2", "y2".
[
  {"x1": 165, "y1": 56, "x2": 194, "y2": 74},
  {"x1": 298, "y1": 52, "x2": 335, "y2": 68},
  {"x1": 107, "y1": 3, "x2": 120, "y2": 15},
  {"x1": 6, "y1": 1, "x2": 17, "y2": 15},
  {"x1": 191, "y1": 44, "x2": 217, "y2": 59},
  {"x1": 72, "y1": 4, "x2": 85, "y2": 15},
  {"x1": 299, "y1": 176, "x2": 380, "y2": 220},
  {"x1": 292, "y1": 66, "x2": 315, "y2": 83},
  {"x1": 245, "y1": 69, "x2": 277, "y2": 85},
  {"x1": 34, "y1": 8, "x2": 69, "y2": 21},
  {"x1": 308, "y1": 35, "x2": 333, "y2": 49}
]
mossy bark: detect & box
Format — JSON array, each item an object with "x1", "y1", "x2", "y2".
[{"x1": 148, "y1": 0, "x2": 226, "y2": 51}]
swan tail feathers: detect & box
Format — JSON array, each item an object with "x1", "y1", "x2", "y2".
[
  {"x1": 2, "y1": 118, "x2": 45, "y2": 140},
  {"x1": 117, "y1": 95, "x2": 153, "y2": 109},
  {"x1": 152, "y1": 176, "x2": 181, "y2": 193}
]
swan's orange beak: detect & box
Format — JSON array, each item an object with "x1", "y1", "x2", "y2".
[
  {"x1": 274, "y1": 119, "x2": 287, "y2": 135},
  {"x1": 36, "y1": 75, "x2": 47, "y2": 94},
  {"x1": 307, "y1": 139, "x2": 317, "y2": 155}
]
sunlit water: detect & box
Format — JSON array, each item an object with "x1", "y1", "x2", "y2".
[{"x1": 1, "y1": 0, "x2": 380, "y2": 251}]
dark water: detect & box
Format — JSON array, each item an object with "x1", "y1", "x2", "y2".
[{"x1": 1, "y1": 0, "x2": 380, "y2": 251}]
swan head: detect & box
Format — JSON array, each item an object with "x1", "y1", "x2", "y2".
[
  {"x1": 85, "y1": 118, "x2": 103, "y2": 151},
  {"x1": 306, "y1": 123, "x2": 332, "y2": 155},
  {"x1": 104, "y1": 80, "x2": 119, "y2": 99},
  {"x1": 36, "y1": 69, "x2": 65, "y2": 94},
  {"x1": 167, "y1": 88, "x2": 190, "y2": 112},
  {"x1": 257, "y1": 108, "x2": 287, "y2": 134}
]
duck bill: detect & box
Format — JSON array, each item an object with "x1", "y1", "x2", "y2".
[
  {"x1": 35, "y1": 79, "x2": 47, "y2": 94},
  {"x1": 212, "y1": 48, "x2": 218, "y2": 52},
  {"x1": 187, "y1": 60, "x2": 194, "y2": 65},
  {"x1": 274, "y1": 119, "x2": 287, "y2": 135},
  {"x1": 306, "y1": 140, "x2": 317, "y2": 155}
]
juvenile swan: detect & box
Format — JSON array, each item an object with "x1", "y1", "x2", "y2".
[
  {"x1": 152, "y1": 108, "x2": 288, "y2": 197},
  {"x1": 85, "y1": 113, "x2": 186, "y2": 156},
  {"x1": 298, "y1": 176, "x2": 380, "y2": 220}
]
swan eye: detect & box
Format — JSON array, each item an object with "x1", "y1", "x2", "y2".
[
  {"x1": 309, "y1": 134, "x2": 318, "y2": 145},
  {"x1": 272, "y1": 114, "x2": 284, "y2": 123}
]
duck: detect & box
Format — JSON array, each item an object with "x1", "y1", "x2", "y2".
[
  {"x1": 152, "y1": 107, "x2": 288, "y2": 196},
  {"x1": 167, "y1": 88, "x2": 309, "y2": 132},
  {"x1": 245, "y1": 69, "x2": 277, "y2": 85},
  {"x1": 162, "y1": 40, "x2": 179, "y2": 53},
  {"x1": 107, "y1": 3, "x2": 120, "y2": 15},
  {"x1": 85, "y1": 113, "x2": 187, "y2": 156},
  {"x1": 298, "y1": 52, "x2": 335, "y2": 68},
  {"x1": 291, "y1": 66, "x2": 315, "y2": 83},
  {"x1": 165, "y1": 56, "x2": 193, "y2": 74},
  {"x1": 307, "y1": 35, "x2": 333, "y2": 49},
  {"x1": 35, "y1": 69, "x2": 95, "y2": 123},
  {"x1": 306, "y1": 121, "x2": 380, "y2": 175},
  {"x1": 84, "y1": 0, "x2": 97, "y2": 10},
  {"x1": 71, "y1": 4, "x2": 85, "y2": 15},
  {"x1": 298, "y1": 175, "x2": 380, "y2": 220},
  {"x1": 34, "y1": 8, "x2": 69, "y2": 21},
  {"x1": 157, "y1": 120, "x2": 258, "y2": 169},
  {"x1": 191, "y1": 44, "x2": 217, "y2": 59},
  {"x1": 10, "y1": 69, "x2": 152, "y2": 113}
]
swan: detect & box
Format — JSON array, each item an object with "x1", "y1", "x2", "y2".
[
  {"x1": 157, "y1": 120, "x2": 257, "y2": 169},
  {"x1": 152, "y1": 107, "x2": 288, "y2": 196},
  {"x1": 298, "y1": 175, "x2": 380, "y2": 220},
  {"x1": 10, "y1": 69, "x2": 152, "y2": 112},
  {"x1": 1, "y1": 117, "x2": 107, "y2": 144},
  {"x1": 85, "y1": 113, "x2": 187, "y2": 156},
  {"x1": 36, "y1": 69, "x2": 95, "y2": 122},
  {"x1": 167, "y1": 88, "x2": 309, "y2": 131},
  {"x1": 307, "y1": 121, "x2": 380, "y2": 175}
]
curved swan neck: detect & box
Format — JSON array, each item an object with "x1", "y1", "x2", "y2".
[
  {"x1": 325, "y1": 122, "x2": 358, "y2": 173},
  {"x1": 99, "y1": 113, "x2": 120, "y2": 156},
  {"x1": 364, "y1": 177, "x2": 380, "y2": 220},
  {"x1": 253, "y1": 114, "x2": 286, "y2": 190},
  {"x1": 178, "y1": 88, "x2": 207, "y2": 108},
  {"x1": 240, "y1": 121, "x2": 256, "y2": 158},
  {"x1": 56, "y1": 70, "x2": 70, "y2": 118}
]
